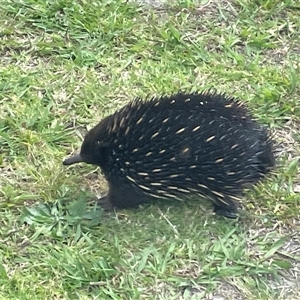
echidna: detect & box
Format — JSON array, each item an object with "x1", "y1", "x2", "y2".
[{"x1": 63, "y1": 92, "x2": 274, "y2": 218}]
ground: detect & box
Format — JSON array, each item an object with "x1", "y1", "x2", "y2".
[{"x1": 0, "y1": 0, "x2": 300, "y2": 299}]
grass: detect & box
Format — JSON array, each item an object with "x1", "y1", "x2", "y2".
[{"x1": 0, "y1": 0, "x2": 299, "y2": 299}]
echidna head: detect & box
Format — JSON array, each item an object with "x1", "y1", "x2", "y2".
[
  {"x1": 63, "y1": 117, "x2": 112, "y2": 167},
  {"x1": 63, "y1": 138, "x2": 109, "y2": 167}
]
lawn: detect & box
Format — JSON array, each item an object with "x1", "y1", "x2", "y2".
[{"x1": 0, "y1": 0, "x2": 299, "y2": 299}]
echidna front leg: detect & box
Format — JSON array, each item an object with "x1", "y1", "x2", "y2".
[
  {"x1": 107, "y1": 182, "x2": 151, "y2": 209},
  {"x1": 213, "y1": 197, "x2": 238, "y2": 219},
  {"x1": 97, "y1": 195, "x2": 114, "y2": 211}
]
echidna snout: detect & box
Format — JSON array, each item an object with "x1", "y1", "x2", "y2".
[{"x1": 63, "y1": 154, "x2": 83, "y2": 165}]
